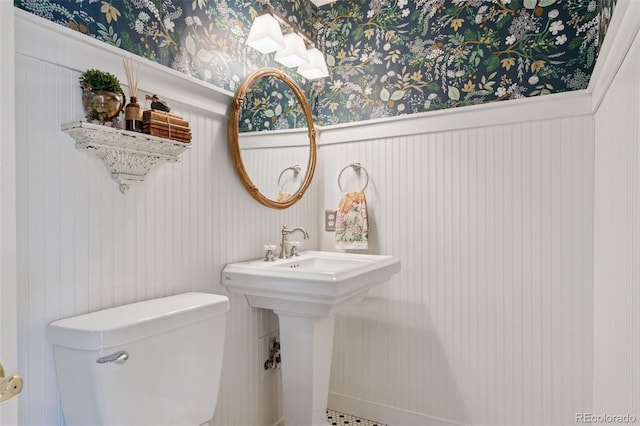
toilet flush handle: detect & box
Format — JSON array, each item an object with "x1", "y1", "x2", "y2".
[{"x1": 97, "y1": 351, "x2": 129, "y2": 365}]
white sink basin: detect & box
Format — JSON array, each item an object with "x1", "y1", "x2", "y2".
[
  {"x1": 273, "y1": 255, "x2": 371, "y2": 272},
  {"x1": 221, "y1": 250, "x2": 400, "y2": 316},
  {"x1": 221, "y1": 250, "x2": 400, "y2": 426}
]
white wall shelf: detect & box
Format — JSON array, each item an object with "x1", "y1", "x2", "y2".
[{"x1": 61, "y1": 121, "x2": 191, "y2": 194}]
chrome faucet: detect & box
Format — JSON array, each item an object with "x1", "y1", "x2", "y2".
[{"x1": 279, "y1": 225, "x2": 310, "y2": 259}]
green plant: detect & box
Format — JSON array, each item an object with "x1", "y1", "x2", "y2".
[{"x1": 79, "y1": 68, "x2": 123, "y2": 94}]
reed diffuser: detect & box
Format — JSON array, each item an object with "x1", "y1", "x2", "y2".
[{"x1": 123, "y1": 57, "x2": 142, "y2": 132}]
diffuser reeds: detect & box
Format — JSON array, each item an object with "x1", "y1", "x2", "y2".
[{"x1": 123, "y1": 56, "x2": 140, "y2": 99}]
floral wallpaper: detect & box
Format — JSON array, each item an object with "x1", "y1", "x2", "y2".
[
  {"x1": 15, "y1": 0, "x2": 313, "y2": 92},
  {"x1": 239, "y1": 75, "x2": 306, "y2": 132},
  {"x1": 314, "y1": 0, "x2": 616, "y2": 124},
  {"x1": 16, "y1": 0, "x2": 616, "y2": 128}
]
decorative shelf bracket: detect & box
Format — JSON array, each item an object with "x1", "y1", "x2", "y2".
[{"x1": 61, "y1": 121, "x2": 191, "y2": 194}]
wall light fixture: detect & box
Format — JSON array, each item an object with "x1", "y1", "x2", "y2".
[{"x1": 246, "y1": 4, "x2": 329, "y2": 80}]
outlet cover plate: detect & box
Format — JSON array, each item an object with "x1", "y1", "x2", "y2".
[{"x1": 325, "y1": 210, "x2": 336, "y2": 232}]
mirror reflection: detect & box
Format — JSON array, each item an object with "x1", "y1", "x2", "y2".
[
  {"x1": 238, "y1": 131, "x2": 310, "y2": 202},
  {"x1": 228, "y1": 68, "x2": 316, "y2": 209},
  {"x1": 237, "y1": 74, "x2": 306, "y2": 132}
]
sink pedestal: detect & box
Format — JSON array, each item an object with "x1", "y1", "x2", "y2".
[
  {"x1": 221, "y1": 251, "x2": 401, "y2": 426},
  {"x1": 276, "y1": 312, "x2": 335, "y2": 426}
]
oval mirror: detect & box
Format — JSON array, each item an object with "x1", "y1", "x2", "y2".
[{"x1": 228, "y1": 68, "x2": 317, "y2": 209}]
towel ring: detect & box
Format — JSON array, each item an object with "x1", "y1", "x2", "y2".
[
  {"x1": 278, "y1": 165, "x2": 302, "y2": 192},
  {"x1": 338, "y1": 163, "x2": 369, "y2": 192}
]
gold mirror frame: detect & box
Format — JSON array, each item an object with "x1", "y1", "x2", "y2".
[{"x1": 228, "y1": 68, "x2": 317, "y2": 209}]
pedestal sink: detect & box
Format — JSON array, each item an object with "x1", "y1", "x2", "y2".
[{"x1": 221, "y1": 250, "x2": 400, "y2": 426}]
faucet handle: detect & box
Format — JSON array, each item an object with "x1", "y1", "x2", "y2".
[
  {"x1": 289, "y1": 241, "x2": 301, "y2": 257},
  {"x1": 264, "y1": 244, "x2": 276, "y2": 262}
]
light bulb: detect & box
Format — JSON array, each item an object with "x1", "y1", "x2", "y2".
[
  {"x1": 297, "y1": 47, "x2": 329, "y2": 80},
  {"x1": 275, "y1": 32, "x2": 310, "y2": 68},
  {"x1": 247, "y1": 13, "x2": 285, "y2": 54}
]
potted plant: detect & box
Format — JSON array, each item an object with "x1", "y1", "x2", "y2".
[{"x1": 79, "y1": 68, "x2": 125, "y2": 127}]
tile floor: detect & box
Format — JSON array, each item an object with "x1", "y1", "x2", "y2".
[{"x1": 326, "y1": 409, "x2": 387, "y2": 426}]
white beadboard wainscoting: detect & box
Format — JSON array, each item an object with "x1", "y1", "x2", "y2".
[
  {"x1": 14, "y1": 10, "x2": 319, "y2": 426},
  {"x1": 319, "y1": 114, "x2": 595, "y2": 425},
  {"x1": 593, "y1": 14, "x2": 640, "y2": 418}
]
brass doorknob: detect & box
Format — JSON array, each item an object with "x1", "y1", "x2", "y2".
[{"x1": 0, "y1": 362, "x2": 23, "y2": 403}]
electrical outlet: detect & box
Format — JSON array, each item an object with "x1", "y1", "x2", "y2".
[{"x1": 325, "y1": 210, "x2": 336, "y2": 232}]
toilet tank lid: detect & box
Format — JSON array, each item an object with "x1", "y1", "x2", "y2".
[{"x1": 47, "y1": 292, "x2": 229, "y2": 351}]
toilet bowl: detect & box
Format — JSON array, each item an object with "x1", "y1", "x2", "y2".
[{"x1": 47, "y1": 292, "x2": 229, "y2": 426}]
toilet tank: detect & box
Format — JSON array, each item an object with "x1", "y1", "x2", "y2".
[{"x1": 47, "y1": 292, "x2": 229, "y2": 426}]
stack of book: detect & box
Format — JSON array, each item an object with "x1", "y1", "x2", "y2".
[{"x1": 142, "y1": 110, "x2": 191, "y2": 143}]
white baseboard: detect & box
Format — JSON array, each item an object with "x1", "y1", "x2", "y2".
[{"x1": 328, "y1": 392, "x2": 462, "y2": 426}]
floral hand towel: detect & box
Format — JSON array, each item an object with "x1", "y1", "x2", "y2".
[
  {"x1": 335, "y1": 190, "x2": 368, "y2": 250},
  {"x1": 277, "y1": 191, "x2": 293, "y2": 202}
]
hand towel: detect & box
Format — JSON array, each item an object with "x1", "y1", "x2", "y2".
[
  {"x1": 335, "y1": 190, "x2": 368, "y2": 250},
  {"x1": 277, "y1": 191, "x2": 293, "y2": 202}
]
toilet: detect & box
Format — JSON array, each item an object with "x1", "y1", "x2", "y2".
[{"x1": 47, "y1": 292, "x2": 229, "y2": 426}]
